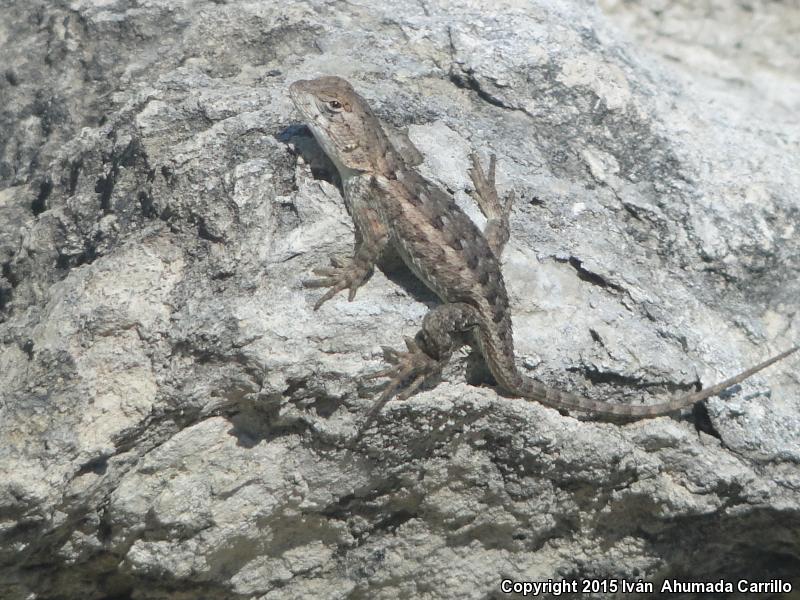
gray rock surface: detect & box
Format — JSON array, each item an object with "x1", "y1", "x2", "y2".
[{"x1": 1, "y1": 0, "x2": 799, "y2": 598}]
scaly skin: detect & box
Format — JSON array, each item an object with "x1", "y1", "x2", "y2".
[{"x1": 288, "y1": 75, "x2": 797, "y2": 423}]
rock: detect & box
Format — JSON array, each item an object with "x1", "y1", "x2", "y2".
[{"x1": 1, "y1": 0, "x2": 798, "y2": 598}]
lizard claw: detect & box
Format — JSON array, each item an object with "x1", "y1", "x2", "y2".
[{"x1": 304, "y1": 256, "x2": 372, "y2": 310}]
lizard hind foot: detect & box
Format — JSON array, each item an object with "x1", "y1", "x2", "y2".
[
  {"x1": 359, "y1": 336, "x2": 443, "y2": 430},
  {"x1": 468, "y1": 153, "x2": 513, "y2": 256},
  {"x1": 468, "y1": 153, "x2": 514, "y2": 220}
]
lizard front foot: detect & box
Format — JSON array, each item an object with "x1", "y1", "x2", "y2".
[{"x1": 304, "y1": 256, "x2": 372, "y2": 310}]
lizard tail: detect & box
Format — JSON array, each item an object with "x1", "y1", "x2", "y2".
[{"x1": 491, "y1": 344, "x2": 798, "y2": 419}]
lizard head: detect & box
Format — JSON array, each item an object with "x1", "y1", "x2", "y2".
[{"x1": 289, "y1": 76, "x2": 391, "y2": 175}]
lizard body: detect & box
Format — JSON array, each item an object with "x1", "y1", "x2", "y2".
[{"x1": 288, "y1": 75, "x2": 797, "y2": 422}]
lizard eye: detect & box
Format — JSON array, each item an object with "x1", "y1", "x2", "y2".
[{"x1": 327, "y1": 100, "x2": 343, "y2": 110}]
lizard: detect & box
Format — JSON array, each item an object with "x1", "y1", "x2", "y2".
[{"x1": 288, "y1": 75, "x2": 798, "y2": 427}]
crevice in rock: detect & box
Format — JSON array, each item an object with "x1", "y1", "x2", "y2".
[
  {"x1": 20, "y1": 339, "x2": 35, "y2": 360},
  {"x1": 0, "y1": 261, "x2": 18, "y2": 289},
  {"x1": 56, "y1": 233, "x2": 101, "y2": 270},
  {"x1": 0, "y1": 261, "x2": 19, "y2": 310},
  {"x1": 227, "y1": 400, "x2": 312, "y2": 449},
  {"x1": 565, "y1": 256, "x2": 625, "y2": 293},
  {"x1": 32, "y1": 177, "x2": 53, "y2": 215},
  {"x1": 75, "y1": 455, "x2": 110, "y2": 477},
  {"x1": 282, "y1": 376, "x2": 345, "y2": 419},
  {"x1": 0, "y1": 283, "x2": 12, "y2": 313},
  {"x1": 372, "y1": 509, "x2": 416, "y2": 534},
  {"x1": 137, "y1": 190, "x2": 156, "y2": 218},
  {"x1": 94, "y1": 173, "x2": 114, "y2": 212},
  {"x1": 32, "y1": 90, "x2": 68, "y2": 138},
  {"x1": 68, "y1": 156, "x2": 83, "y2": 195},
  {"x1": 322, "y1": 477, "x2": 405, "y2": 521},
  {"x1": 529, "y1": 193, "x2": 545, "y2": 206},
  {"x1": 196, "y1": 217, "x2": 226, "y2": 243},
  {"x1": 95, "y1": 136, "x2": 145, "y2": 213},
  {"x1": 448, "y1": 70, "x2": 512, "y2": 111},
  {"x1": 160, "y1": 165, "x2": 174, "y2": 183}
]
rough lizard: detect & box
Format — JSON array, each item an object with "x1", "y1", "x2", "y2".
[{"x1": 288, "y1": 75, "x2": 797, "y2": 426}]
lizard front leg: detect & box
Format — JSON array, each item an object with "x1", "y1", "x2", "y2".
[
  {"x1": 360, "y1": 302, "x2": 480, "y2": 432},
  {"x1": 468, "y1": 153, "x2": 514, "y2": 257},
  {"x1": 304, "y1": 206, "x2": 389, "y2": 310}
]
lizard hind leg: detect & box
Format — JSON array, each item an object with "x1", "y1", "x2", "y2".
[{"x1": 359, "y1": 303, "x2": 480, "y2": 432}]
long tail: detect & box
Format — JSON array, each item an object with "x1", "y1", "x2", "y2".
[{"x1": 502, "y1": 346, "x2": 798, "y2": 419}]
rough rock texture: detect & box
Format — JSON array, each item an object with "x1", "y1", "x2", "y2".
[{"x1": 1, "y1": 0, "x2": 799, "y2": 598}]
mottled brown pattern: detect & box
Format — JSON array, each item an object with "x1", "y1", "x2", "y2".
[{"x1": 289, "y1": 76, "x2": 798, "y2": 420}]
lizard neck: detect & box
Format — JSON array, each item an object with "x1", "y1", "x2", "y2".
[{"x1": 336, "y1": 151, "x2": 407, "y2": 186}]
